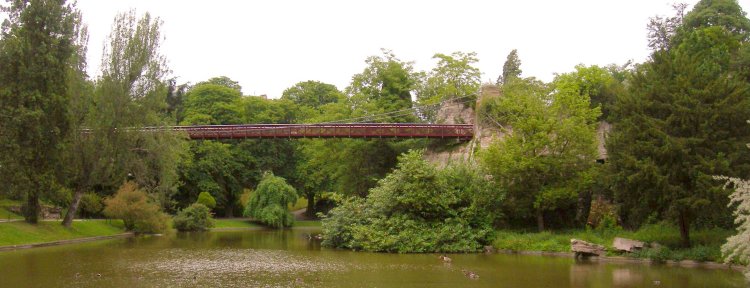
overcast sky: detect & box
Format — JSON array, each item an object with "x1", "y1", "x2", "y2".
[{"x1": 75, "y1": 0, "x2": 750, "y2": 98}]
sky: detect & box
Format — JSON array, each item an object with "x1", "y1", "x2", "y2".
[{"x1": 73, "y1": 0, "x2": 750, "y2": 98}]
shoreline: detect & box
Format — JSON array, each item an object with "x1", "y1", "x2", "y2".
[
  {"x1": 494, "y1": 249, "x2": 747, "y2": 272},
  {"x1": 0, "y1": 232, "x2": 134, "y2": 252}
]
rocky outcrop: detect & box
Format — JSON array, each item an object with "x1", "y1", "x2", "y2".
[
  {"x1": 613, "y1": 237, "x2": 646, "y2": 253},
  {"x1": 423, "y1": 85, "x2": 503, "y2": 167},
  {"x1": 571, "y1": 239, "x2": 606, "y2": 258}
]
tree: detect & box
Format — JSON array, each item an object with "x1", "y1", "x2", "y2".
[
  {"x1": 103, "y1": 182, "x2": 169, "y2": 233},
  {"x1": 180, "y1": 141, "x2": 250, "y2": 217},
  {"x1": 608, "y1": 0, "x2": 750, "y2": 246},
  {"x1": 0, "y1": 0, "x2": 80, "y2": 223},
  {"x1": 173, "y1": 203, "x2": 215, "y2": 231},
  {"x1": 85, "y1": 10, "x2": 187, "y2": 212},
  {"x1": 496, "y1": 49, "x2": 522, "y2": 85},
  {"x1": 196, "y1": 191, "x2": 216, "y2": 209},
  {"x1": 181, "y1": 83, "x2": 243, "y2": 125},
  {"x1": 722, "y1": 176, "x2": 750, "y2": 279},
  {"x1": 416, "y1": 51, "x2": 481, "y2": 121},
  {"x1": 479, "y1": 77, "x2": 600, "y2": 231},
  {"x1": 197, "y1": 76, "x2": 242, "y2": 92},
  {"x1": 555, "y1": 64, "x2": 624, "y2": 121},
  {"x1": 244, "y1": 172, "x2": 297, "y2": 228},
  {"x1": 347, "y1": 49, "x2": 418, "y2": 123},
  {"x1": 281, "y1": 80, "x2": 344, "y2": 109},
  {"x1": 322, "y1": 150, "x2": 494, "y2": 253},
  {"x1": 647, "y1": 3, "x2": 688, "y2": 51}
]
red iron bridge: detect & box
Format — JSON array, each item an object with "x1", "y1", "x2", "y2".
[{"x1": 156, "y1": 123, "x2": 473, "y2": 141}]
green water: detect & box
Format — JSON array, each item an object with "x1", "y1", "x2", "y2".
[{"x1": 0, "y1": 228, "x2": 745, "y2": 287}]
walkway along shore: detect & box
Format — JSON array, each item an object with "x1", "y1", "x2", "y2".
[{"x1": 0, "y1": 233, "x2": 134, "y2": 252}]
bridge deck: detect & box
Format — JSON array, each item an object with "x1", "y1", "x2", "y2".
[{"x1": 163, "y1": 123, "x2": 473, "y2": 140}]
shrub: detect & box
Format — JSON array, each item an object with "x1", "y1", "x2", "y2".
[
  {"x1": 196, "y1": 192, "x2": 216, "y2": 209},
  {"x1": 103, "y1": 182, "x2": 169, "y2": 234},
  {"x1": 173, "y1": 203, "x2": 215, "y2": 231},
  {"x1": 322, "y1": 150, "x2": 495, "y2": 253},
  {"x1": 79, "y1": 193, "x2": 103, "y2": 218},
  {"x1": 243, "y1": 173, "x2": 297, "y2": 228}
]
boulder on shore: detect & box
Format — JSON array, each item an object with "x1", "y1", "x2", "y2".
[
  {"x1": 613, "y1": 237, "x2": 645, "y2": 253},
  {"x1": 571, "y1": 239, "x2": 606, "y2": 258}
]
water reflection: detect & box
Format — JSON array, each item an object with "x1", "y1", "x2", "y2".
[
  {"x1": 0, "y1": 229, "x2": 745, "y2": 288},
  {"x1": 569, "y1": 259, "x2": 746, "y2": 288}
]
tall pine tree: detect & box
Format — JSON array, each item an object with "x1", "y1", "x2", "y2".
[
  {"x1": 0, "y1": 0, "x2": 80, "y2": 223},
  {"x1": 608, "y1": 0, "x2": 750, "y2": 246}
]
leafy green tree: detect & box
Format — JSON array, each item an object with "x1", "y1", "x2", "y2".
[
  {"x1": 416, "y1": 51, "x2": 481, "y2": 121},
  {"x1": 347, "y1": 49, "x2": 418, "y2": 123},
  {"x1": 197, "y1": 76, "x2": 242, "y2": 92},
  {"x1": 180, "y1": 141, "x2": 250, "y2": 217},
  {"x1": 496, "y1": 49, "x2": 522, "y2": 85},
  {"x1": 555, "y1": 64, "x2": 624, "y2": 121},
  {"x1": 608, "y1": 0, "x2": 750, "y2": 246},
  {"x1": 281, "y1": 80, "x2": 344, "y2": 109},
  {"x1": 181, "y1": 83, "x2": 243, "y2": 125},
  {"x1": 196, "y1": 191, "x2": 216, "y2": 209},
  {"x1": 85, "y1": 11, "x2": 187, "y2": 212},
  {"x1": 0, "y1": 0, "x2": 80, "y2": 223},
  {"x1": 78, "y1": 193, "x2": 103, "y2": 218},
  {"x1": 173, "y1": 203, "x2": 215, "y2": 231},
  {"x1": 244, "y1": 172, "x2": 297, "y2": 228},
  {"x1": 479, "y1": 76, "x2": 600, "y2": 231},
  {"x1": 322, "y1": 150, "x2": 494, "y2": 253}
]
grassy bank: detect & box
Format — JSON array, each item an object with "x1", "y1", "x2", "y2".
[
  {"x1": 493, "y1": 224, "x2": 733, "y2": 263},
  {"x1": 0, "y1": 220, "x2": 126, "y2": 247},
  {"x1": 0, "y1": 199, "x2": 23, "y2": 220}
]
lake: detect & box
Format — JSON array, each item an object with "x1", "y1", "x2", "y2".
[{"x1": 0, "y1": 227, "x2": 745, "y2": 287}]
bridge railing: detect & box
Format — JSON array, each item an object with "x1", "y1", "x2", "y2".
[{"x1": 166, "y1": 123, "x2": 474, "y2": 140}]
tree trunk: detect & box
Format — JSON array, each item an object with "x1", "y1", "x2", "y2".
[
  {"x1": 225, "y1": 204, "x2": 234, "y2": 218},
  {"x1": 24, "y1": 191, "x2": 40, "y2": 224},
  {"x1": 305, "y1": 193, "x2": 315, "y2": 218},
  {"x1": 536, "y1": 209, "x2": 545, "y2": 232},
  {"x1": 62, "y1": 189, "x2": 84, "y2": 227},
  {"x1": 678, "y1": 212, "x2": 691, "y2": 248}
]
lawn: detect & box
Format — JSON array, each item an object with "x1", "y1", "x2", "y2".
[
  {"x1": 0, "y1": 199, "x2": 23, "y2": 220},
  {"x1": 0, "y1": 220, "x2": 126, "y2": 247},
  {"x1": 492, "y1": 223, "x2": 734, "y2": 263},
  {"x1": 213, "y1": 219, "x2": 263, "y2": 229}
]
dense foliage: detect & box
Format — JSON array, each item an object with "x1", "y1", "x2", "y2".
[
  {"x1": 196, "y1": 192, "x2": 217, "y2": 210},
  {"x1": 0, "y1": 0, "x2": 80, "y2": 223},
  {"x1": 607, "y1": 0, "x2": 750, "y2": 246},
  {"x1": 322, "y1": 150, "x2": 496, "y2": 253},
  {"x1": 1, "y1": 0, "x2": 749, "y2": 265},
  {"x1": 479, "y1": 74, "x2": 600, "y2": 231},
  {"x1": 102, "y1": 182, "x2": 169, "y2": 233},
  {"x1": 244, "y1": 173, "x2": 298, "y2": 228},
  {"x1": 173, "y1": 203, "x2": 215, "y2": 232}
]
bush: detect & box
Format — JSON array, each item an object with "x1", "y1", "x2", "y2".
[
  {"x1": 79, "y1": 193, "x2": 103, "y2": 218},
  {"x1": 196, "y1": 192, "x2": 216, "y2": 209},
  {"x1": 243, "y1": 173, "x2": 297, "y2": 228},
  {"x1": 103, "y1": 182, "x2": 169, "y2": 234},
  {"x1": 173, "y1": 203, "x2": 215, "y2": 231},
  {"x1": 322, "y1": 150, "x2": 495, "y2": 253}
]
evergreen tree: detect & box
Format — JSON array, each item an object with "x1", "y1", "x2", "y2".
[
  {"x1": 0, "y1": 0, "x2": 80, "y2": 223},
  {"x1": 608, "y1": 0, "x2": 750, "y2": 246},
  {"x1": 497, "y1": 49, "x2": 522, "y2": 85}
]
